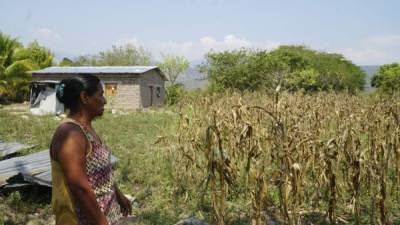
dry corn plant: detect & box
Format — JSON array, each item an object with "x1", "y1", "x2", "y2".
[{"x1": 162, "y1": 92, "x2": 400, "y2": 225}]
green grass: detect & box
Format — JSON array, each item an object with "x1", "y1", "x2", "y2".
[
  {"x1": 0, "y1": 105, "x2": 188, "y2": 225},
  {"x1": 0, "y1": 186, "x2": 52, "y2": 225}
]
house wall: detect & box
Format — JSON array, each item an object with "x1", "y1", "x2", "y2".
[
  {"x1": 101, "y1": 75, "x2": 140, "y2": 110},
  {"x1": 32, "y1": 73, "x2": 141, "y2": 110},
  {"x1": 138, "y1": 70, "x2": 166, "y2": 107}
]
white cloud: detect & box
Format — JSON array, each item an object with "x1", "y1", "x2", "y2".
[
  {"x1": 200, "y1": 36, "x2": 219, "y2": 47},
  {"x1": 252, "y1": 40, "x2": 281, "y2": 50},
  {"x1": 199, "y1": 34, "x2": 278, "y2": 51},
  {"x1": 115, "y1": 38, "x2": 140, "y2": 47},
  {"x1": 112, "y1": 34, "x2": 279, "y2": 62},
  {"x1": 200, "y1": 34, "x2": 251, "y2": 49},
  {"x1": 197, "y1": 34, "x2": 279, "y2": 59},
  {"x1": 335, "y1": 34, "x2": 400, "y2": 65},
  {"x1": 338, "y1": 48, "x2": 389, "y2": 65},
  {"x1": 154, "y1": 40, "x2": 194, "y2": 55},
  {"x1": 223, "y1": 34, "x2": 251, "y2": 47},
  {"x1": 365, "y1": 35, "x2": 400, "y2": 47}
]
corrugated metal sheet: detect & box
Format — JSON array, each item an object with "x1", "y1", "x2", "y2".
[
  {"x1": 0, "y1": 150, "x2": 119, "y2": 189},
  {"x1": 0, "y1": 150, "x2": 50, "y2": 187},
  {"x1": 0, "y1": 140, "x2": 35, "y2": 157},
  {"x1": 22, "y1": 170, "x2": 51, "y2": 187},
  {"x1": 32, "y1": 66, "x2": 158, "y2": 74}
]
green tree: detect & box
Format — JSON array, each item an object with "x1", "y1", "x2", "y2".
[
  {"x1": 286, "y1": 68, "x2": 319, "y2": 92},
  {"x1": 14, "y1": 41, "x2": 53, "y2": 68},
  {"x1": 99, "y1": 44, "x2": 151, "y2": 66},
  {"x1": 310, "y1": 52, "x2": 365, "y2": 92},
  {"x1": 73, "y1": 55, "x2": 98, "y2": 66},
  {"x1": 268, "y1": 46, "x2": 365, "y2": 92},
  {"x1": 0, "y1": 32, "x2": 22, "y2": 95},
  {"x1": 58, "y1": 57, "x2": 75, "y2": 67},
  {"x1": 199, "y1": 49, "x2": 262, "y2": 91},
  {"x1": 157, "y1": 54, "x2": 189, "y2": 85},
  {"x1": 371, "y1": 63, "x2": 400, "y2": 94},
  {"x1": 0, "y1": 33, "x2": 53, "y2": 101},
  {"x1": 200, "y1": 45, "x2": 365, "y2": 93},
  {"x1": 74, "y1": 44, "x2": 152, "y2": 66}
]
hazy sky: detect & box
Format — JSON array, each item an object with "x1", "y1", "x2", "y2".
[{"x1": 1, "y1": 0, "x2": 399, "y2": 65}]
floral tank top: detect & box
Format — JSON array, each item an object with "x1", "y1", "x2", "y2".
[{"x1": 51, "y1": 118, "x2": 122, "y2": 225}]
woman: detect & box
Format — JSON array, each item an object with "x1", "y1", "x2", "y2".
[{"x1": 50, "y1": 74, "x2": 132, "y2": 225}]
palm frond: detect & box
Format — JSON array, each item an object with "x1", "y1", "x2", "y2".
[{"x1": 4, "y1": 59, "x2": 37, "y2": 81}]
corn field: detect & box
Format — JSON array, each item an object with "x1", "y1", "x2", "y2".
[{"x1": 164, "y1": 92, "x2": 400, "y2": 225}]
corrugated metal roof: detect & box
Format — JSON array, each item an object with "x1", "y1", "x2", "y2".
[
  {"x1": 31, "y1": 80, "x2": 60, "y2": 84},
  {"x1": 0, "y1": 150, "x2": 50, "y2": 187},
  {"x1": 32, "y1": 66, "x2": 158, "y2": 74},
  {"x1": 0, "y1": 140, "x2": 35, "y2": 157},
  {"x1": 0, "y1": 149, "x2": 119, "y2": 188},
  {"x1": 19, "y1": 154, "x2": 118, "y2": 188}
]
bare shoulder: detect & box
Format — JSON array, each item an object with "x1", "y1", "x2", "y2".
[
  {"x1": 53, "y1": 122, "x2": 86, "y2": 142},
  {"x1": 57, "y1": 122, "x2": 84, "y2": 135},
  {"x1": 50, "y1": 122, "x2": 88, "y2": 160}
]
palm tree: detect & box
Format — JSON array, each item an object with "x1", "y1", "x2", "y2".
[
  {"x1": 0, "y1": 33, "x2": 53, "y2": 101},
  {"x1": 0, "y1": 33, "x2": 20, "y2": 93}
]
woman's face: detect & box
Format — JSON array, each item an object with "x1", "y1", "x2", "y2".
[{"x1": 86, "y1": 83, "x2": 107, "y2": 117}]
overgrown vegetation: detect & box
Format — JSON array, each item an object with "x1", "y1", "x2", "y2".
[{"x1": 165, "y1": 83, "x2": 186, "y2": 105}]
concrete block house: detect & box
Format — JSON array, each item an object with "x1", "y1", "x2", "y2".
[{"x1": 30, "y1": 66, "x2": 167, "y2": 114}]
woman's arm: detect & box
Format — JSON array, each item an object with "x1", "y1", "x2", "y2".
[
  {"x1": 114, "y1": 183, "x2": 132, "y2": 217},
  {"x1": 57, "y1": 125, "x2": 109, "y2": 225}
]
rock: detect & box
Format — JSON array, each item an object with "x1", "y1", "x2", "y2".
[{"x1": 174, "y1": 217, "x2": 209, "y2": 225}]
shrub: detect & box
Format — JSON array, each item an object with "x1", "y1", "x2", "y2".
[{"x1": 166, "y1": 83, "x2": 185, "y2": 105}]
